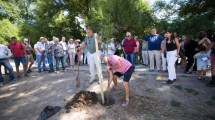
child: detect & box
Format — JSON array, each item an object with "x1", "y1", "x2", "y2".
[{"x1": 194, "y1": 46, "x2": 210, "y2": 81}]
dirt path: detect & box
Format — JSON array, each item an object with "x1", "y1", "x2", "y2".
[{"x1": 0, "y1": 65, "x2": 215, "y2": 120}]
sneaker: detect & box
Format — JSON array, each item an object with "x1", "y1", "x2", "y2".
[
  {"x1": 11, "y1": 79, "x2": 18, "y2": 83},
  {"x1": 184, "y1": 71, "x2": 192, "y2": 74},
  {"x1": 28, "y1": 69, "x2": 32, "y2": 72},
  {"x1": 163, "y1": 80, "x2": 173, "y2": 84},
  {"x1": 0, "y1": 83, "x2": 3, "y2": 87},
  {"x1": 27, "y1": 70, "x2": 31, "y2": 74},
  {"x1": 38, "y1": 70, "x2": 41, "y2": 73},
  {"x1": 198, "y1": 77, "x2": 202, "y2": 81},
  {"x1": 122, "y1": 100, "x2": 129, "y2": 107},
  {"x1": 63, "y1": 70, "x2": 67, "y2": 72},
  {"x1": 89, "y1": 79, "x2": 95, "y2": 83},
  {"x1": 56, "y1": 71, "x2": 60, "y2": 74},
  {"x1": 43, "y1": 69, "x2": 48, "y2": 71}
]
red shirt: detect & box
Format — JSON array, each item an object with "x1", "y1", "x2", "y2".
[
  {"x1": 8, "y1": 42, "x2": 25, "y2": 58},
  {"x1": 123, "y1": 38, "x2": 137, "y2": 54}
]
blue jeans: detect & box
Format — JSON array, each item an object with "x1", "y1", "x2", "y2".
[
  {"x1": 47, "y1": 54, "x2": 54, "y2": 72},
  {"x1": 125, "y1": 53, "x2": 135, "y2": 66},
  {"x1": 36, "y1": 55, "x2": 46, "y2": 71},
  {"x1": 0, "y1": 59, "x2": 15, "y2": 82},
  {"x1": 55, "y1": 56, "x2": 65, "y2": 71}
]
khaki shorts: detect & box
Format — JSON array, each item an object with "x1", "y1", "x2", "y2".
[{"x1": 27, "y1": 54, "x2": 34, "y2": 63}]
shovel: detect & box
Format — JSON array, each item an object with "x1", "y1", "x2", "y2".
[{"x1": 76, "y1": 60, "x2": 80, "y2": 87}]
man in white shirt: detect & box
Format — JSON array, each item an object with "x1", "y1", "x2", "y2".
[
  {"x1": 0, "y1": 44, "x2": 17, "y2": 86},
  {"x1": 34, "y1": 37, "x2": 46, "y2": 72}
]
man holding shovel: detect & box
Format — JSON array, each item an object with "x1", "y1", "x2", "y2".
[
  {"x1": 106, "y1": 55, "x2": 134, "y2": 106},
  {"x1": 79, "y1": 27, "x2": 102, "y2": 83}
]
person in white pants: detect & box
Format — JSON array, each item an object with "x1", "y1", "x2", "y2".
[
  {"x1": 80, "y1": 27, "x2": 102, "y2": 83},
  {"x1": 143, "y1": 28, "x2": 162, "y2": 71},
  {"x1": 161, "y1": 35, "x2": 167, "y2": 71},
  {"x1": 142, "y1": 40, "x2": 148, "y2": 65},
  {"x1": 68, "y1": 39, "x2": 76, "y2": 67},
  {"x1": 60, "y1": 37, "x2": 68, "y2": 67},
  {"x1": 164, "y1": 31, "x2": 180, "y2": 84}
]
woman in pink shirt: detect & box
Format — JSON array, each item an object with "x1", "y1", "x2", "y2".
[{"x1": 106, "y1": 55, "x2": 134, "y2": 106}]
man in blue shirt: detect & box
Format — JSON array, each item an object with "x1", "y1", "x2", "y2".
[
  {"x1": 144, "y1": 28, "x2": 162, "y2": 71},
  {"x1": 0, "y1": 43, "x2": 17, "y2": 86}
]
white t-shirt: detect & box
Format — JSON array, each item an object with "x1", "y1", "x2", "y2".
[
  {"x1": 108, "y1": 43, "x2": 116, "y2": 55},
  {"x1": 68, "y1": 44, "x2": 76, "y2": 53},
  {"x1": 60, "y1": 41, "x2": 67, "y2": 51},
  {"x1": 34, "y1": 42, "x2": 45, "y2": 55}
]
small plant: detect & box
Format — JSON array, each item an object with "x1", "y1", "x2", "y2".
[
  {"x1": 192, "y1": 91, "x2": 199, "y2": 96},
  {"x1": 170, "y1": 100, "x2": 181, "y2": 107},
  {"x1": 184, "y1": 88, "x2": 194, "y2": 93},
  {"x1": 211, "y1": 96, "x2": 215, "y2": 101},
  {"x1": 174, "y1": 85, "x2": 183, "y2": 91}
]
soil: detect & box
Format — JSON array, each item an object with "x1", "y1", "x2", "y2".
[
  {"x1": 65, "y1": 91, "x2": 98, "y2": 112},
  {"x1": 0, "y1": 64, "x2": 215, "y2": 120}
]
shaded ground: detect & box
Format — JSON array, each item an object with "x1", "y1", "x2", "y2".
[{"x1": 0, "y1": 65, "x2": 215, "y2": 120}]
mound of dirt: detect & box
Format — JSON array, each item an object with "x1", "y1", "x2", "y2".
[{"x1": 65, "y1": 91, "x2": 98, "y2": 113}]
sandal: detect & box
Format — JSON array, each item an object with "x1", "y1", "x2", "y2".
[{"x1": 122, "y1": 100, "x2": 129, "y2": 107}]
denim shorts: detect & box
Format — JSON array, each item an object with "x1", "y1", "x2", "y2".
[
  {"x1": 113, "y1": 66, "x2": 134, "y2": 82},
  {"x1": 14, "y1": 57, "x2": 26, "y2": 67}
]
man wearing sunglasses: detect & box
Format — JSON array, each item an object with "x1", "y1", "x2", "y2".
[{"x1": 122, "y1": 32, "x2": 137, "y2": 67}]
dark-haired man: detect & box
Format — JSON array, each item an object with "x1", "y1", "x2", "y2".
[{"x1": 8, "y1": 37, "x2": 28, "y2": 77}]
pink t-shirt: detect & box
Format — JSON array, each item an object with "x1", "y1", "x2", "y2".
[{"x1": 108, "y1": 55, "x2": 132, "y2": 74}]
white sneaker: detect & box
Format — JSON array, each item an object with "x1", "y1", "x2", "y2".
[{"x1": 56, "y1": 71, "x2": 60, "y2": 74}]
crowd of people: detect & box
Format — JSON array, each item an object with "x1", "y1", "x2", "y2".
[{"x1": 0, "y1": 27, "x2": 214, "y2": 106}]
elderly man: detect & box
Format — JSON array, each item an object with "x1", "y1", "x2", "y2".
[
  {"x1": 0, "y1": 43, "x2": 17, "y2": 86},
  {"x1": 8, "y1": 37, "x2": 28, "y2": 77},
  {"x1": 144, "y1": 28, "x2": 163, "y2": 71},
  {"x1": 23, "y1": 38, "x2": 34, "y2": 73},
  {"x1": 106, "y1": 55, "x2": 134, "y2": 106},
  {"x1": 80, "y1": 27, "x2": 102, "y2": 83},
  {"x1": 122, "y1": 32, "x2": 137, "y2": 66},
  {"x1": 34, "y1": 37, "x2": 46, "y2": 73}
]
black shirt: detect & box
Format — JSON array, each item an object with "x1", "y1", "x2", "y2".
[
  {"x1": 166, "y1": 40, "x2": 177, "y2": 51},
  {"x1": 184, "y1": 40, "x2": 198, "y2": 57}
]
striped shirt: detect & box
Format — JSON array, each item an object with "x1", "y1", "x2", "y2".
[{"x1": 108, "y1": 55, "x2": 132, "y2": 74}]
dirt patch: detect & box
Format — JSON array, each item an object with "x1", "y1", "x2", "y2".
[{"x1": 65, "y1": 91, "x2": 98, "y2": 113}]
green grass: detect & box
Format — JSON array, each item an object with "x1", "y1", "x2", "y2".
[
  {"x1": 170, "y1": 100, "x2": 181, "y2": 107},
  {"x1": 145, "y1": 88, "x2": 154, "y2": 93},
  {"x1": 206, "y1": 101, "x2": 215, "y2": 106},
  {"x1": 174, "y1": 85, "x2": 183, "y2": 91}
]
